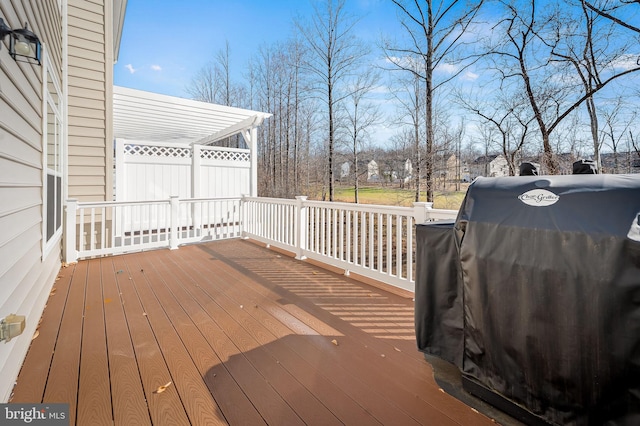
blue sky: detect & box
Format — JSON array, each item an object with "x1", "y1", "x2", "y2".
[{"x1": 114, "y1": 0, "x2": 399, "y2": 98}]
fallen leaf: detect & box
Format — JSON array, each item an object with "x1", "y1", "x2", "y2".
[
  {"x1": 61, "y1": 262, "x2": 68, "y2": 268},
  {"x1": 153, "y1": 381, "x2": 172, "y2": 394},
  {"x1": 276, "y1": 255, "x2": 281, "y2": 258},
  {"x1": 50, "y1": 288, "x2": 57, "y2": 296},
  {"x1": 142, "y1": 312, "x2": 147, "y2": 316},
  {"x1": 381, "y1": 354, "x2": 386, "y2": 358},
  {"x1": 394, "y1": 347, "x2": 401, "y2": 352},
  {"x1": 331, "y1": 339, "x2": 339, "y2": 346},
  {"x1": 312, "y1": 271, "x2": 318, "y2": 275},
  {"x1": 439, "y1": 388, "x2": 445, "y2": 393},
  {"x1": 104, "y1": 298, "x2": 112, "y2": 304},
  {"x1": 32, "y1": 330, "x2": 39, "y2": 340}
]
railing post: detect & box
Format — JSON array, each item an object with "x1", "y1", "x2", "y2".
[
  {"x1": 64, "y1": 199, "x2": 78, "y2": 264},
  {"x1": 170, "y1": 196, "x2": 180, "y2": 250},
  {"x1": 413, "y1": 202, "x2": 433, "y2": 224},
  {"x1": 295, "y1": 196, "x2": 308, "y2": 260}
]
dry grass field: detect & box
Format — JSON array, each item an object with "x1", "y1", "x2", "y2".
[{"x1": 330, "y1": 185, "x2": 468, "y2": 210}]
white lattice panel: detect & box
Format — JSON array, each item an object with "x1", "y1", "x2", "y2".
[
  {"x1": 125, "y1": 144, "x2": 192, "y2": 158},
  {"x1": 200, "y1": 149, "x2": 250, "y2": 162}
]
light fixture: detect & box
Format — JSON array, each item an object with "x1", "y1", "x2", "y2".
[{"x1": 0, "y1": 18, "x2": 41, "y2": 65}]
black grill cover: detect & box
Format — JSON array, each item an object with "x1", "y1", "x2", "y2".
[
  {"x1": 415, "y1": 221, "x2": 463, "y2": 368},
  {"x1": 454, "y1": 174, "x2": 640, "y2": 424}
]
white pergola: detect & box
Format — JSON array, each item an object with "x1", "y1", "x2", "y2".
[{"x1": 113, "y1": 85, "x2": 271, "y2": 196}]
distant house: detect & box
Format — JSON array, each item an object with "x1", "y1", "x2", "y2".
[
  {"x1": 340, "y1": 161, "x2": 350, "y2": 178},
  {"x1": 470, "y1": 154, "x2": 509, "y2": 179},
  {"x1": 367, "y1": 160, "x2": 380, "y2": 181},
  {"x1": 338, "y1": 159, "x2": 379, "y2": 182}
]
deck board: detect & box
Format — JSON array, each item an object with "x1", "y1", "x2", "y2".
[
  {"x1": 122, "y1": 254, "x2": 225, "y2": 425},
  {"x1": 11, "y1": 239, "x2": 498, "y2": 425},
  {"x1": 42, "y1": 260, "x2": 88, "y2": 425},
  {"x1": 112, "y1": 255, "x2": 191, "y2": 425},
  {"x1": 77, "y1": 259, "x2": 112, "y2": 425},
  {"x1": 101, "y1": 258, "x2": 151, "y2": 426}
]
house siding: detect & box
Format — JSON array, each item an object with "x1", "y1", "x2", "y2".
[
  {"x1": 67, "y1": 0, "x2": 113, "y2": 202},
  {"x1": 0, "y1": 0, "x2": 63, "y2": 402}
]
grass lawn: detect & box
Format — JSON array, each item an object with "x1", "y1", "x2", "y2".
[{"x1": 328, "y1": 186, "x2": 467, "y2": 210}]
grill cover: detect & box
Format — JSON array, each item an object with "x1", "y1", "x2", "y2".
[
  {"x1": 415, "y1": 220, "x2": 463, "y2": 368},
  {"x1": 455, "y1": 174, "x2": 640, "y2": 424}
]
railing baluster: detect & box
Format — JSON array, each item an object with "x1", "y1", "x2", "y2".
[
  {"x1": 79, "y1": 207, "x2": 85, "y2": 253},
  {"x1": 368, "y1": 211, "x2": 374, "y2": 270},
  {"x1": 100, "y1": 206, "x2": 106, "y2": 250},
  {"x1": 90, "y1": 208, "x2": 96, "y2": 251},
  {"x1": 386, "y1": 213, "x2": 392, "y2": 277}
]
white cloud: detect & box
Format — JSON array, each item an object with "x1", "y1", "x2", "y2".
[
  {"x1": 435, "y1": 63, "x2": 458, "y2": 74},
  {"x1": 151, "y1": 64, "x2": 162, "y2": 71},
  {"x1": 125, "y1": 64, "x2": 136, "y2": 74},
  {"x1": 462, "y1": 71, "x2": 479, "y2": 81},
  {"x1": 611, "y1": 54, "x2": 638, "y2": 71}
]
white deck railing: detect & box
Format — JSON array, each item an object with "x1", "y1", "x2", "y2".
[{"x1": 66, "y1": 195, "x2": 458, "y2": 292}]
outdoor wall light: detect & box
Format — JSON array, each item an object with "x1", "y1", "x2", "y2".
[{"x1": 0, "y1": 18, "x2": 41, "y2": 65}]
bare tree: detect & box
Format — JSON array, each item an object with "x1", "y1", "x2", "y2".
[
  {"x1": 295, "y1": 0, "x2": 369, "y2": 201},
  {"x1": 487, "y1": 0, "x2": 640, "y2": 173},
  {"x1": 186, "y1": 62, "x2": 218, "y2": 103},
  {"x1": 340, "y1": 70, "x2": 382, "y2": 203},
  {"x1": 583, "y1": 0, "x2": 640, "y2": 34},
  {"x1": 456, "y1": 90, "x2": 535, "y2": 176},
  {"x1": 388, "y1": 58, "x2": 425, "y2": 201},
  {"x1": 601, "y1": 99, "x2": 637, "y2": 172},
  {"x1": 383, "y1": 0, "x2": 486, "y2": 202}
]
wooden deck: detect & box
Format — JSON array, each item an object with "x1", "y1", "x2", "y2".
[{"x1": 10, "y1": 239, "x2": 497, "y2": 425}]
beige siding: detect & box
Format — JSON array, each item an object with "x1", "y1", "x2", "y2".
[
  {"x1": 0, "y1": 0, "x2": 63, "y2": 402},
  {"x1": 67, "y1": 0, "x2": 113, "y2": 202}
]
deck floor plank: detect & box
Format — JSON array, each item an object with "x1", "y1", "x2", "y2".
[
  {"x1": 12, "y1": 239, "x2": 498, "y2": 426},
  {"x1": 131, "y1": 250, "x2": 268, "y2": 426},
  {"x1": 101, "y1": 257, "x2": 151, "y2": 426},
  {"x1": 10, "y1": 264, "x2": 75, "y2": 403},
  {"x1": 42, "y1": 260, "x2": 88, "y2": 425},
  {"x1": 76, "y1": 259, "x2": 113, "y2": 425},
  {"x1": 111, "y1": 255, "x2": 191, "y2": 426},
  {"x1": 122, "y1": 253, "x2": 227, "y2": 426}
]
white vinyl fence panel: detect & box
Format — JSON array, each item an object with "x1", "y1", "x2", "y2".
[{"x1": 115, "y1": 139, "x2": 250, "y2": 232}]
